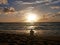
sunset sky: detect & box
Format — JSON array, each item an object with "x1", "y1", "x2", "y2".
[{"x1": 0, "y1": 0, "x2": 60, "y2": 22}]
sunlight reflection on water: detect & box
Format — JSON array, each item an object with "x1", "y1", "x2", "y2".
[
  {"x1": 0, "y1": 30, "x2": 60, "y2": 36},
  {"x1": 15, "y1": 30, "x2": 60, "y2": 36}
]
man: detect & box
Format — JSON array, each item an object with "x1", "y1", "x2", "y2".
[{"x1": 30, "y1": 29, "x2": 34, "y2": 36}]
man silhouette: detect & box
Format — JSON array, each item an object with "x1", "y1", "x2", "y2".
[
  {"x1": 29, "y1": 29, "x2": 34, "y2": 45},
  {"x1": 30, "y1": 29, "x2": 34, "y2": 36}
]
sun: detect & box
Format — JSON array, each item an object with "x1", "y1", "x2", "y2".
[
  {"x1": 27, "y1": 13, "x2": 36, "y2": 22},
  {"x1": 25, "y1": 12, "x2": 38, "y2": 22}
]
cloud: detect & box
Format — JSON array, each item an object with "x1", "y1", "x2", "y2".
[
  {"x1": 50, "y1": 6, "x2": 60, "y2": 9},
  {"x1": 14, "y1": 1, "x2": 45, "y2": 5},
  {"x1": 0, "y1": 0, "x2": 60, "y2": 22},
  {"x1": 51, "y1": 1, "x2": 60, "y2": 4},
  {"x1": 57, "y1": 12, "x2": 60, "y2": 14},
  {"x1": 0, "y1": 7, "x2": 16, "y2": 15},
  {"x1": 13, "y1": 0, "x2": 54, "y2": 5},
  {"x1": 11, "y1": 0, "x2": 60, "y2": 10},
  {"x1": 42, "y1": 12, "x2": 60, "y2": 22},
  {"x1": 42, "y1": 0, "x2": 60, "y2": 6}
]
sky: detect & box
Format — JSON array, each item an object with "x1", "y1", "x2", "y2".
[{"x1": 0, "y1": 0, "x2": 60, "y2": 22}]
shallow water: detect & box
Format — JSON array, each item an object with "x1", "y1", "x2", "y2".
[
  {"x1": 0, "y1": 30, "x2": 60, "y2": 36},
  {"x1": 0, "y1": 22, "x2": 60, "y2": 36}
]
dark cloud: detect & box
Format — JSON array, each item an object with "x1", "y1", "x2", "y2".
[
  {"x1": 51, "y1": 0, "x2": 59, "y2": 2},
  {"x1": 8, "y1": 0, "x2": 41, "y2": 2}
]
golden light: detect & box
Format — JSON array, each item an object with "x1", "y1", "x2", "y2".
[
  {"x1": 27, "y1": 26, "x2": 34, "y2": 30},
  {"x1": 26, "y1": 30, "x2": 37, "y2": 34},
  {"x1": 25, "y1": 12, "x2": 38, "y2": 22},
  {"x1": 26, "y1": 26, "x2": 37, "y2": 33}
]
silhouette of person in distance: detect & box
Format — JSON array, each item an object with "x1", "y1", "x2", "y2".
[{"x1": 30, "y1": 29, "x2": 34, "y2": 36}]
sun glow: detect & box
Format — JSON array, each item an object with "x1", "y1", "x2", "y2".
[{"x1": 25, "y1": 12, "x2": 38, "y2": 22}]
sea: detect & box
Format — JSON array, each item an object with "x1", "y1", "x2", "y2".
[{"x1": 0, "y1": 22, "x2": 60, "y2": 36}]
